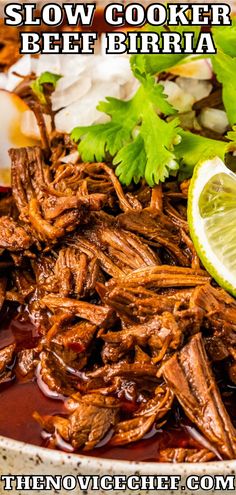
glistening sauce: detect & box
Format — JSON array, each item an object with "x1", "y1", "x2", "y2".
[
  {"x1": 0, "y1": 305, "x2": 235, "y2": 461},
  {"x1": 0, "y1": 379, "x2": 197, "y2": 461}
]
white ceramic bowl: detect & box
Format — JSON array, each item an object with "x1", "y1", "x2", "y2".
[{"x1": 0, "y1": 434, "x2": 236, "y2": 495}]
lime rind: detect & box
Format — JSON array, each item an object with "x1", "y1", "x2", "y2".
[{"x1": 188, "y1": 156, "x2": 236, "y2": 297}]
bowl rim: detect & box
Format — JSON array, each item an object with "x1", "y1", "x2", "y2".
[{"x1": 1, "y1": 433, "x2": 236, "y2": 473}]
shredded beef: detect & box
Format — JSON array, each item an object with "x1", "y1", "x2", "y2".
[
  {"x1": 159, "y1": 448, "x2": 216, "y2": 463},
  {"x1": 0, "y1": 343, "x2": 16, "y2": 383},
  {"x1": 17, "y1": 348, "x2": 39, "y2": 376},
  {"x1": 34, "y1": 393, "x2": 120, "y2": 450},
  {"x1": 1, "y1": 139, "x2": 236, "y2": 461},
  {"x1": 162, "y1": 334, "x2": 236, "y2": 460},
  {"x1": 0, "y1": 216, "x2": 32, "y2": 251}
]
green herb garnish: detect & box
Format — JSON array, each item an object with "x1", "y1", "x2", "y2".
[
  {"x1": 212, "y1": 20, "x2": 236, "y2": 58},
  {"x1": 212, "y1": 51, "x2": 236, "y2": 126},
  {"x1": 176, "y1": 131, "x2": 230, "y2": 180},
  {"x1": 31, "y1": 71, "x2": 62, "y2": 104},
  {"x1": 71, "y1": 78, "x2": 181, "y2": 186},
  {"x1": 71, "y1": 22, "x2": 236, "y2": 186}
]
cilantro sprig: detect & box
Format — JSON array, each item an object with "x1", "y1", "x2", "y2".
[
  {"x1": 212, "y1": 51, "x2": 236, "y2": 126},
  {"x1": 130, "y1": 25, "x2": 201, "y2": 78},
  {"x1": 71, "y1": 22, "x2": 236, "y2": 186},
  {"x1": 176, "y1": 131, "x2": 230, "y2": 180},
  {"x1": 71, "y1": 80, "x2": 181, "y2": 186},
  {"x1": 31, "y1": 71, "x2": 62, "y2": 104},
  {"x1": 212, "y1": 20, "x2": 236, "y2": 58}
]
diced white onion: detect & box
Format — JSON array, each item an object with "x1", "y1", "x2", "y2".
[
  {"x1": 51, "y1": 76, "x2": 92, "y2": 111},
  {"x1": 33, "y1": 54, "x2": 61, "y2": 77},
  {"x1": 199, "y1": 107, "x2": 229, "y2": 134},
  {"x1": 5, "y1": 55, "x2": 32, "y2": 91},
  {"x1": 55, "y1": 431, "x2": 75, "y2": 453},
  {"x1": 176, "y1": 77, "x2": 212, "y2": 102},
  {"x1": 59, "y1": 151, "x2": 80, "y2": 164},
  {"x1": 92, "y1": 55, "x2": 132, "y2": 84},
  {"x1": 55, "y1": 81, "x2": 121, "y2": 132},
  {"x1": 58, "y1": 54, "x2": 94, "y2": 77},
  {"x1": 161, "y1": 80, "x2": 195, "y2": 113}
]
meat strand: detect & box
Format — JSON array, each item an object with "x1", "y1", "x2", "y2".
[{"x1": 162, "y1": 334, "x2": 236, "y2": 460}]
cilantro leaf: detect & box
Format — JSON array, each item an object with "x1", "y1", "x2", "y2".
[
  {"x1": 71, "y1": 122, "x2": 129, "y2": 162},
  {"x1": 31, "y1": 71, "x2": 62, "y2": 104},
  {"x1": 226, "y1": 125, "x2": 236, "y2": 152},
  {"x1": 131, "y1": 48, "x2": 186, "y2": 80},
  {"x1": 212, "y1": 51, "x2": 236, "y2": 126},
  {"x1": 113, "y1": 111, "x2": 180, "y2": 187},
  {"x1": 71, "y1": 78, "x2": 180, "y2": 185},
  {"x1": 71, "y1": 23, "x2": 235, "y2": 188},
  {"x1": 130, "y1": 25, "x2": 201, "y2": 78},
  {"x1": 176, "y1": 131, "x2": 228, "y2": 179},
  {"x1": 71, "y1": 91, "x2": 141, "y2": 161},
  {"x1": 135, "y1": 70, "x2": 175, "y2": 116},
  {"x1": 212, "y1": 20, "x2": 236, "y2": 57},
  {"x1": 141, "y1": 110, "x2": 180, "y2": 185},
  {"x1": 114, "y1": 134, "x2": 146, "y2": 185},
  {"x1": 227, "y1": 126, "x2": 236, "y2": 144}
]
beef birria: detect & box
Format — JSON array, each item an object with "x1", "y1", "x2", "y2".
[{"x1": 0, "y1": 139, "x2": 236, "y2": 462}]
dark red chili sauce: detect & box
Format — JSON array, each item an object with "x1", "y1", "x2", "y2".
[{"x1": 1, "y1": 303, "x2": 236, "y2": 461}]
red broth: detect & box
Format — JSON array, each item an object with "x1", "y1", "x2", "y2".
[
  {"x1": 0, "y1": 305, "x2": 235, "y2": 461},
  {"x1": 0, "y1": 377, "x2": 197, "y2": 460},
  {"x1": 0, "y1": 305, "x2": 202, "y2": 460}
]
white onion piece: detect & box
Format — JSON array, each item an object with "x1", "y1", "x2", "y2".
[
  {"x1": 2, "y1": 48, "x2": 138, "y2": 136},
  {"x1": 93, "y1": 112, "x2": 111, "y2": 125},
  {"x1": 52, "y1": 76, "x2": 91, "y2": 111},
  {"x1": 59, "y1": 54, "x2": 94, "y2": 77},
  {"x1": 42, "y1": 429, "x2": 75, "y2": 454},
  {"x1": 55, "y1": 81, "x2": 121, "y2": 132},
  {"x1": 5, "y1": 55, "x2": 32, "y2": 91},
  {"x1": 199, "y1": 107, "x2": 229, "y2": 134},
  {"x1": 55, "y1": 104, "x2": 84, "y2": 133},
  {"x1": 59, "y1": 151, "x2": 80, "y2": 164},
  {"x1": 41, "y1": 430, "x2": 51, "y2": 441},
  {"x1": 176, "y1": 77, "x2": 212, "y2": 102},
  {"x1": 169, "y1": 58, "x2": 213, "y2": 80},
  {"x1": 161, "y1": 80, "x2": 194, "y2": 113},
  {"x1": 55, "y1": 72, "x2": 87, "y2": 93},
  {"x1": 55, "y1": 99, "x2": 102, "y2": 132},
  {"x1": 92, "y1": 55, "x2": 132, "y2": 84},
  {"x1": 34, "y1": 54, "x2": 61, "y2": 76},
  {"x1": 143, "y1": 424, "x2": 159, "y2": 440},
  {"x1": 120, "y1": 78, "x2": 140, "y2": 100},
  {"x1": 21, "y1": 110, "x2": 51, "y2": 140}
]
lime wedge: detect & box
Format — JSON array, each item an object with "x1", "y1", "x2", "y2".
[{"x1": 188, "y1": 156, "x2": 236, "y2": 296}]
